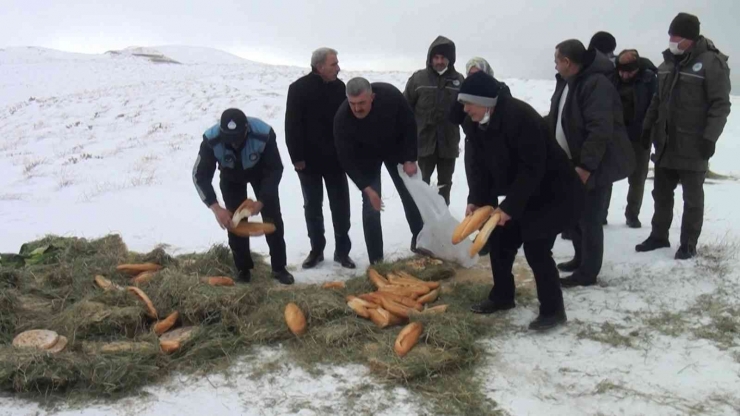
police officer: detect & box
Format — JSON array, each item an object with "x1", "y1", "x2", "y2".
[{"x1": 193, "y1": 108, "x2": 294, "y2": 284}]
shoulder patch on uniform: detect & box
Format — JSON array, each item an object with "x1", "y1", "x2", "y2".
[
  {"x1": 453, "y1": 80, "x2": 460, "y2": 87},
  {"x1": 692, "y1": 63, "x2": 703, "y2": 72}
]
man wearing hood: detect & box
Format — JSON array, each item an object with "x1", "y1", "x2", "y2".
[
  {"x1": 636, "y1": 13, "x2": 732, "y2": 260},
  {"x1": 547, "y1": 39, "x2": 635, "y2": 288},
  {"x1": 403, "y1": 36, "x2": 465, "y2": 206},
  {"x1": 459, "y1": 72, "x2": 584, "y2": 330}
]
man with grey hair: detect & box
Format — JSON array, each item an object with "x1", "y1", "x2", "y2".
[
  {"x1": 285, "y1": 47, "x2": 355, "y2": 270},
  {"x1": 403, "y1": 35, "x2": 465, "y2": 206},
  {"x1": 334, "y1": 77, "x2": 424, "y2": 264}
]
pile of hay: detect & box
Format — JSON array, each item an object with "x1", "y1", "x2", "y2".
[{"x1": 0, "y1": 234, "x2": 508, "y2": 414}]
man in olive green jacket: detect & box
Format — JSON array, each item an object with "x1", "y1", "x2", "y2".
[
  {"x1": 636, "y1": 12, "x2": 732, "y2": 260},
  {"x1": 403, "y1": 35, "x2": 465, "y2": 205}
]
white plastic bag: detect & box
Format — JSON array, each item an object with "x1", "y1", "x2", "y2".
[{"x1": 397, "y1": 164, "x2": 478, "y2": 268}]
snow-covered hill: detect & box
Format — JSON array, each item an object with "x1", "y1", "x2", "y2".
[{"x1": 1, "y1": 45, "x2": 739, "y2": 416}]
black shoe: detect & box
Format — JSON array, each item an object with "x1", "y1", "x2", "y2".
[
  {"x1": 675, "y1": 244, "x2": 697, "y2": 260},
  {"x1": 237, "y1": 270, "x2": 251, "y2": 283},
  {"x1": 560, "y1": 274, "x2": 596, "y2": 288},
  {"x1": 528, "y1": 309, "x2": 567, "y2": 331},
  {"x1": 556, "y1": 258, "x2": 580, "y2": 273},
  {"x1": 561, "y1": 230, "x2": 573, "y2": 241},
  {"x1": 635, "y1": 236, "x2": 671, "y2": 252},
  {"x1": 334, "y1": 254, "x2": 356, "y2": 269},
  {"x1": 470, "y1": 299, "x2": 515, "y2": 314},
  {"x1": 410, "y1": 237, "x2": 419, "y2": 254},
  {"x1": 626, "y1": 217, "x2": 642, "y2": 229},
  {"x1": 272, "y1": 268, "x2": 295, "y2": 285},
  {"x1": 302, "y1": 251, "x2": 324, "y2": 269}
]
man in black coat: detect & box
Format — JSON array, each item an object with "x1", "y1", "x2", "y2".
[
  {"x1": 548, "y1": 39, "x2": 635, "y2": 288},
  {"x1": 615, "y1": 49, "x2": 658, "y2": 228},
  {"x1": 193, "y1": 108, "x2": 294, "y2": 285},
  {"x1": 285, "y1": 47, "x2": 355, "y2": 270},
  {"x1": 333, "y1": 77, "x2": 424, "y2": 264},
  {"x1": 459, "y1": 72, "x2": 584, "y2": 330}
]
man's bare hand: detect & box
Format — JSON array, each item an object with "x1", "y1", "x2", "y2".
[
  {"x1": 294, "y1": 161, "x2": 306, "y2": 171},
  {"x1": 364, "y1": 187, "x2": 383, "y2": 211},
  {"x1": 403, "y1": 161, "x2": 417, "y2": 176},
  {"x1": 575, "y1": 167, "x2": 591, "y2": 185},
  {"x1": 493, "y1": 207, "x2": 511, "y2": 226},
  {"x1": 251, "y1": 201, "x2": 264, "y2": 216},
  {"x1": 210, "y1": 204, "x2": 233, "y2": 230},
  {"x1": 465, "y1": 204, "x2": 478, "y2": 217}
]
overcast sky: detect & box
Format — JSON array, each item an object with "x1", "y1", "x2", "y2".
[{"x1": 2, "y1": 0, "x2": 738, "y2": 87}]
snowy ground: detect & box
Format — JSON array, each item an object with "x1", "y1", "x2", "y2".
[{"x1": 1, "y1": 46, "x2": 739, "y2": 415}]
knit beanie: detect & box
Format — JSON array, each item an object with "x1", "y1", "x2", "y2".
[
  {"x1": 457, "y1": 72, "x2": 501, "y2": 107},
  {"x1": 669, "y1": 13, "x2": 700, "y2": 41}
]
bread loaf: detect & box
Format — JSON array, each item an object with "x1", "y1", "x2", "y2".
[
  {"x1": 394, "y1": 322, "x2": 423, "y2": 357},
  {"x1": 418, "y1": 289, "x2": 439, "y2": 304},
  {"x1": 231, "y1": 198, "x2": 258, "y2": 227},
  {"x1": 322, "y1": 281, "x2": 346, "y2": 290},
  {"x1": 347, "y1": 296, "x2": 372, "y2": 319},
  {"x1": 133, "y1": 271, "x2": 157, "y2": 285},
  {"x1": 200, "y1": 276, "x2": 235, "y2": 286},
  {"x1": 126, "y1": 286, "x2": 158, "y2": 319},
  {"x1": 116, "y1": 263, "x2": 162, "y2": 276},
  {"x1": 231, "y1": 222, "x2": 276, "y2": 237},
  {"x1": 390, "y1": 271, "x2": 440, "y2": 290},
  {"x1": 153, "y1": 311, "x2": 179, "y2": 336},
  {"x1": 469, "y1": 212, "x2": 501, "y2": 257},
  {"x1": 12, "y1": 329, "x2": 60, "y2": 350},
  {"x1": 284, "y1": 302, "x2": 307, "y2": 336},
  {"x1": 367, "y1": 268, "x2": 390, "y2": 288},
  {"x1": 452, "y1": 205, "x2": 494, "y2": 244},
  {"x1": 367, "y1": 307, "x2": 407, "y2": 328},
  {"x1": 379, "y1": 297, "x2": 413, "y2": 319}
]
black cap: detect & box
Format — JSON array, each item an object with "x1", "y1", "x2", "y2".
[
  {"x1": 219, "y1": 108, "x2": 248, "y2": 139},
  {"x1": 430, "y1": 44, "x2": 454, "y2": 61},
  {"x1": 669, "y1": 12, "x2": 700, "y2": 41},
  {"x1": 589, "y1": 31, "x2": 617, "y2": 54}
]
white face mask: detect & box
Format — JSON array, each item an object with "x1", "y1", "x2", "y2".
[
  {"x1": 669, "y1": 39, "x2": 685, "y2": 55},
  {"x1": 480, "y1": 109, "x2": 491, "y2": 125}
]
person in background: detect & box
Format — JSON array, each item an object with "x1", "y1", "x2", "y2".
[
  {"x1": 403, "y1": 36, "x2": 465, "y2": 206},
  {"x1": 615, "y1": 49, "x2": 658, "y2": 228},
  {"x1": 636, "y1": 12, "x2": 731, "y2": 260},
  {"x1": 285, "y1": 47, "x2": 355, "y2": 270},
  {"x1": 193, "y1": 108, "x2": 294, "y2": 285}
]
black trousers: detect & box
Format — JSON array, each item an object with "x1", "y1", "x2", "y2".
[
  {"x1": 625, "y1": 141, "x2": 651, "y2": 220},
  {"x1": 361, "y1": 162, "x2": 424, "y2": 263},
  {"x1": 488, "y1": 220, "x2": 564, "y2": 316},
  {"x1": 418, "y1": 150, "x2": 456, "y2": 206},
  {"x1": 650, "y1": 167, "x2": 706, "y2": 247},
  {"x1": 220, "y1": 179, "x2": 287, "y2": 272},
  {"x1": 570, "y1": 185, "x2": 610, "y2": 283},
  {"x1": 297, "y1": 170, "x2": 351, "y2": 257}
]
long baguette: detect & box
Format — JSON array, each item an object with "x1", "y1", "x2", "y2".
[
  {"x1": 367, "y1": 307, "x2": 407, "y2": 328},
  {"x1": 379, "y1": 297, "x2": 413, "y2": 319},
  {"x1": 378, "y1": 284, "x2": 427, "y2": 298},
  {"x1": 369, "y1": 292, "x2": 423, "y2": 311},
  {"x1": 417, "y1": 289, "x2": 439, "y2": 304},
  {"x1": 469, "y1": 212, "x2": 501, "y2": 257},
  {"x1": 394, "y1": 322, "x2": 423, "y2": 357},
  {"x1": 452, "y1": 214, "x2": 474, "y2": 244},
  {"x1": 391, "y1": 271, "x2": 440, "y2": 290},
  {"x1": 453, "y1": 205, "x2": 494, "y2": 244},
  {"x1": 367, "y1": 268, "x2": 390, "y2": 289},
  {"x1": 231, "y1": 198, "x2": 257, "y2": 227},
  {"x1": 231, "y1": 222, "x2": 276, "y2": 237}
]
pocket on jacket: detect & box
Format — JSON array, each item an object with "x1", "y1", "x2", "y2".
[
  {"x1": 677, "y1": 73, "x2": 705, "y2": 106},
  {"x1": 674, "y1": 127, "x2": 703, "y2": 158}
]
